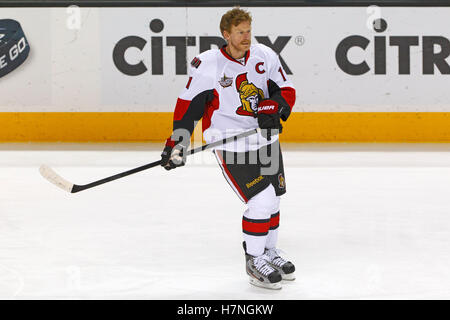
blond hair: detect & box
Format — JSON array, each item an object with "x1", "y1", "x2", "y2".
[{"x1": 220, "y1": 7, "x2": 252, "y2": 36}]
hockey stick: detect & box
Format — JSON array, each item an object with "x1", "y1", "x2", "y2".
[{"x1": 39, "y1": 128, "x2": 258, "y2": 193}]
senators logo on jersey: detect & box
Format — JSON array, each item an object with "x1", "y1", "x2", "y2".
[{"x1": 235, "y1": 73, "x2": 265, "y2": 117}]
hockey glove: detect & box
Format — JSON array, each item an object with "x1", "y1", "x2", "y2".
[
  {"x1": 270, "y1": 92, "x2": 291, "y2": 122},
  {"x1": 161, "y1": 138, "x2": 186, "y2": 170},
  {"x1": 278, "y1": 102, "x2": 291, "y2": 122},
  {"x1": 257, "y1": 99, "x2": 283, "y2": 141}
]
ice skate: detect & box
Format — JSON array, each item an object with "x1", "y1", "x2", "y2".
[
  {"x1": 243, "y1": 242, "x2": 282, "y2": 290},
  {"x1": 264, "y1": 247, "x2": 296, "y2": 281}
]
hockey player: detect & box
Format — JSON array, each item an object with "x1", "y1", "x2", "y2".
[{"x1": 161, "y1": 7, "x2": 296, "y2": 290}]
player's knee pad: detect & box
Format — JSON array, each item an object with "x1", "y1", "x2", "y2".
[{"x1": 246, "y1": 184, "x2": 280, "y2": 219}]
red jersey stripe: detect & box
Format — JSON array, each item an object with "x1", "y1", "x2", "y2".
[
  {"x1": 202, "y1": 89, "x2": 219, "y2": 132},
  {"x1": 220, "y1": 46, "x2": 250, "y2": 65},
  {"x1": 173, "y1": 98, "x2": 191, "y2": 121},
  {"x1": 280, "y1": 87, "x2": 296, "y2": 109},
  {"x1": 216, "y1": 150, "x2": 248, "y2": 202}
]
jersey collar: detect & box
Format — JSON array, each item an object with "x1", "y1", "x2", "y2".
[{"x1": 220, "y1": 45, "x2": 250, "y2": 66}]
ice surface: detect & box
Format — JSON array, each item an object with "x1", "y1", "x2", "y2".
[{"x1": 2, "y1": 143, "x2": 450, "y2": 299}]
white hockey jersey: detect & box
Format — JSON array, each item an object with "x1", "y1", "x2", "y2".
[{"x1": 170, "y1": 43, "x2": 296, "y2": 152}]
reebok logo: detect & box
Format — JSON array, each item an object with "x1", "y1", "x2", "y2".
[{"x1": 246, "y1": 175, "x2": 264, "y2": 189}]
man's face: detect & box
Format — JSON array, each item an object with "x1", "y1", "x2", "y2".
[
  {"x1": 246, "y1": 94, "x2": 259, "y2": 112},
  {"x1": 223, "y1": 20, "x2": 251, "y2": 53}
]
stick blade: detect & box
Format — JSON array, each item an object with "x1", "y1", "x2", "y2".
[{"x1": 39, "y1": 165, "x2": 74, "y2": 193}]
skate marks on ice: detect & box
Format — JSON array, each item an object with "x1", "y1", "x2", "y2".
[
  {"x1": 0, "y1": 264, "x2": 24, "y2": 298},
  {"x1": 2, "y1": 146, "x2": 450, "y2": 298}
]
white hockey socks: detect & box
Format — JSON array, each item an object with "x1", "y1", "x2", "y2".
[{"x1": 242, "y1": 185, "x2": 280, "y2": 257}]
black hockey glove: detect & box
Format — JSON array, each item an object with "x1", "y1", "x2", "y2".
[
  {"x1": 278, "y1": 102, "x2": 291, "y2": 122},
  {"x1": 270, "y1": 90, "x2": 292, "y2": 122},
  {"x1": 257, "y1": 99, "x2": 283, "y2": 141},
  {"x1": 161, "y1": 138, "x2": 187, "y2": 170}
]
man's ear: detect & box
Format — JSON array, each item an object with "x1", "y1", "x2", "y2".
[{"x1": 222, "y1": 30, "x2": 230, "y2": 42}]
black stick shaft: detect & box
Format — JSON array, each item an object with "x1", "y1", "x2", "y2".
[
  {"x1": 71, "y1": 129, "x2": 258, "y2": 193},
  {"x1": 72, "y1": 160, "x2": 162, "y2": 193},
  {"x1": 187, "y1": 128, "x2": 257, "y2": 155}
]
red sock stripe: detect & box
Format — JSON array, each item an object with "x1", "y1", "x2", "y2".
[
  {"x1": 270, "y1": 212, "x2": 280, "y2": 230},
  {"x1": 242, "y1": 216, "x2": 271, "y2": 236}
]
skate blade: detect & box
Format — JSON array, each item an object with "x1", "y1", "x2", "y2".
[
  {"x1": 249, "y1": 277, "x2": 282, "y2": 290},
  {"x1": 282, "y1": 273, "x2": 296, "y2": 281}
]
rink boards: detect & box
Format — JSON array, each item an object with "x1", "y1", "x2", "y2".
[
  {"x1": 2, "y1": 112, "x2": 450, "y2": 142},
  {"x1": 1, "y1": 7, "x2": 450, "y2": 142}
]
